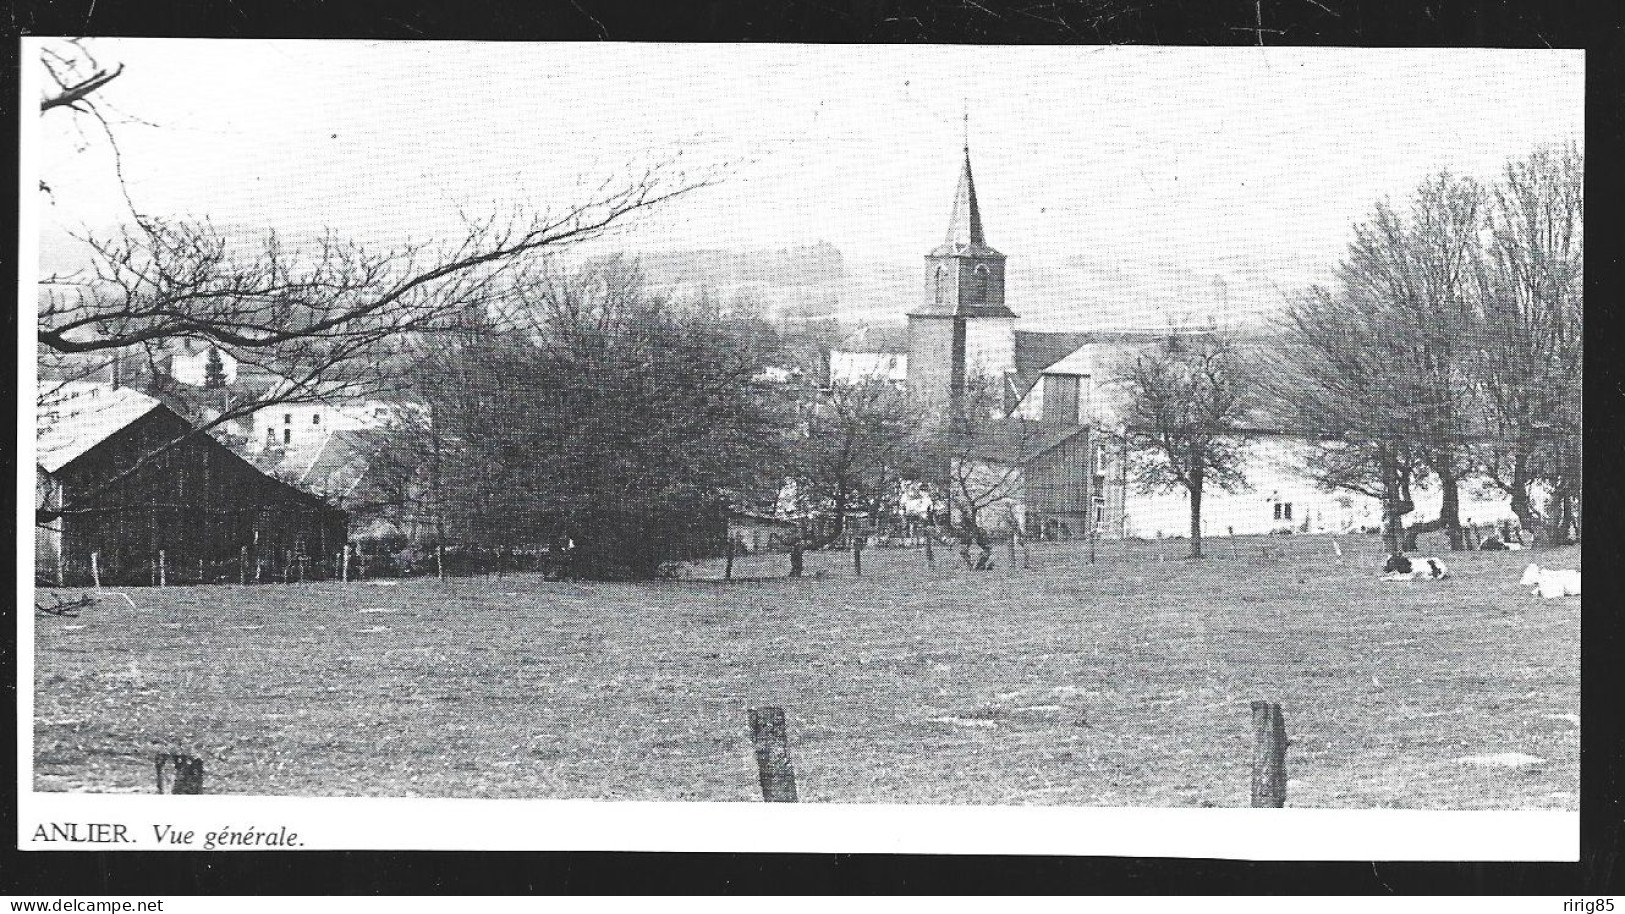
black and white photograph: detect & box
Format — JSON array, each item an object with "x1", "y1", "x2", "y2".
[{"x1": 20, "y1": 37, "x2": 1582, "y2": 858}]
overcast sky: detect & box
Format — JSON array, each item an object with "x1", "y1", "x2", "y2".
[{"x1": 31, "y1": 40, "x2": 1583, "y2": 329}]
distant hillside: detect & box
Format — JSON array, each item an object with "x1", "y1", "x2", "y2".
[{"x1": 636, "y1": 241, "x2": 845, "y2": 322}]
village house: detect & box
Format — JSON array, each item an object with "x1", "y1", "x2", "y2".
[{"x1": 35, "y1": 386, "x2": 347, "y2": 586}]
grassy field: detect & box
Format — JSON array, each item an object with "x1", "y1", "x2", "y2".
[{"x1": 32, "y1": 531, "x2": 1579, "y2": 808}]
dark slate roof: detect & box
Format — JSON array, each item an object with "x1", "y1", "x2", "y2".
[
  {"x1": 928, "y1": 149, "x2": 1004, "y2": 260},
  {"x1": 959, "y1": 417, "x2": 1088, "y2": 467}
]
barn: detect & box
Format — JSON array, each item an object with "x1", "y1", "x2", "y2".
[{"x1": 35, "y1": 386, "x2": 348, "y2": 586}]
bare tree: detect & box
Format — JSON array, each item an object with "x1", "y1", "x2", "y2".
[
  {"x1": 1272, "y1": 284, "x2": 1432, "y2": 556},
  {"x1": 1271, "y1": 171, "x2": 1497, "y2": 554},
  {"x1": 1341, "y1": 173, "x2": 1485, "y2": 551},
  {"x1": 917, "y1": 374, "x2": 1036, "y2": 565},
  {"x1": 398, "y1": 258, "x2": 787, "y2": 578},
  {"x1": 1112, "y1": 330, "x2": 1251, "y2": 559},
  {"x1": 33, "y1": 45, "x2": 718, "y2": 529},
  {"x1": 1470, "y1": 144, "x2": 1583, "y2": 545},
  {"x1": 786, "y1": 373, "x2": 921, "y2": 545}
]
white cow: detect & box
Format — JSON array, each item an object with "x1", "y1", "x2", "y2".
[{"x1": 1520, "y1": 563, "x2": 1581, "y2": 598}]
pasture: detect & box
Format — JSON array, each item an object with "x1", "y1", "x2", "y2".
[{"x1": 32, "y1": 532, "x2": 1579, "y2": 808}]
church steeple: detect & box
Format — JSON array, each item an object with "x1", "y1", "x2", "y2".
[
  {"x1": 907, "y1": 136, "x2": 1018, "y2": 416},
  {"x1": 940, "y1": 146, "x2": 992, "y2": 254},
  {"x1": 916, "y1": 141, "x2": 1012, "y2": 318}
]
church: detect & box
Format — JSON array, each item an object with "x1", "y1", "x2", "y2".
[{"x1": 832, "y1": 143, "x2": 1516, "y2": 541}]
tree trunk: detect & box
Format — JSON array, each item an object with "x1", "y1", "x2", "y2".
[
  {"x1": 1381, "y1": 450, "x2": 1409, "y2": 555},
  {"x1": 1188, "y1": 453, "x2": 1204, "y2": 559},
  {"x1": 1546, "y1": 486, "x2": 1577, "y2": 546},
  {"x1": 1506, "y1": 454, "x2": 1543, "y2": 547},
  {"x1": 1404, "y1": 468, "x2": 1463, "y2": 552}
]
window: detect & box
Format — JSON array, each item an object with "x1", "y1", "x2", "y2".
[
  {"x1": 284, "y1": 414, "x2": 292, "y2": 424},
  {"x1": 1273, "y1": 502, "x2": 1283, "y2": 521},
  {"x1": 313, "y1": 414, "x2": 321, "y2": 425},
  {"x1": 1093, "y1": 497, "x2": 1106, "y2": 526},
  {"x1": 1283, "y1": 503, "x2": 1293, "y2": 521},
  {"x1": 283, "y1": 429, "x2": 292, "y2": 444},
  {"x1": 973, "y1": 263, "x2": 990, "y2": 300},
  {"x1": 934, "y1": 265, "x2": 948, "y2": 307}
]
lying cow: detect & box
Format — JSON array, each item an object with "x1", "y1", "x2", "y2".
[
  {"x1": 1381, "y1": 553, "x2": 1449, "y2": 581},
  {"x1": 1478, "y1": 536, "x2": 1523, "y2": 551},
  {"x1": 1520, "y1": 563, "x2": 1581, "y2": 598}
]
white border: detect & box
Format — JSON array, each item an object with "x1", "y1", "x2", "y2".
[
  {"x1": 16, "y1": 794, "x2": 1579, "y2": 859},
  {"x1": 15, "y1": 39, "x2": 1580, "y2": 860}
]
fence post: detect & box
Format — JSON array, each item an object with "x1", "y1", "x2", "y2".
[
  {"x1": 158, "y1": 550, "x2": 166, "y2": 588},
  {"x1": 852, "y1": 537, "x2": 862, "y2": 577},
  {"x1": 1090, "y1": 522, "x2": 1098, "y2": 564},
  {"x1": 90, "y1": 552, "x2": 101, "y2": 590},
  {"x1": 241, "y1": 546, "x2": 249, "y2": 585},
  {"x1": 923, "y1": 534, "x2": 935, "y2": 569},
  {"x1": 747, "y1": 706, "x2": 798, "y2": 802},
  {"x1": 1007, "y1": 532, "x2": 1018, "y2": 568},
  {"x1": 1250, "y1": 701, "x2": 1288, "y2": 808},
  {"x1": 436, "y1": 545, "x2": 445, "y2": 580},
  {"x1": 342, "y1": 547, "x2": 350, "y2": 583},
  {"x1": 155, "y1": 753, "x2": 204, "y2": 794},
  {"x1": 725, "y1": 535, "x2": 735, "y2": 580}
]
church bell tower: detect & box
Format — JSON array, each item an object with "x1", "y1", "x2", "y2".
[{"x1": 907, "y1": 141, "x2": 1017, "y2": 418}]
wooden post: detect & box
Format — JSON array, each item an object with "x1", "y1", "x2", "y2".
[
  {"x1": 90, "y1": 552, "x2": 101, "y2": 590},
  {"x1": 1006, "y1": 532, "x2": 1018, "y2": 568},
  {"x1": 155, "y1": 753, "x2": 204, "y2": 794},
  {"x1": 747, "y1": 707, "x2": 798, "y2": 802},
  {"x1": 852, "y1": 536, "x2": 863, "y2": 577},
  {"x1": 1250, "y1": 701, "x2": 1288, "y2": 808},
  {"x1": 158, "y1": 550, "x2": 166, "y2": 587},
  {"x1": 923, "y1": 534, "x2": 935, "y2": 569},
  {"x1": 1089, "y1": 522, "x2": 1098, "y2": 564},
  {"x1": 725, "y1": 535, "x2": 735, "y2": 580},
  {"x1": 1228, "y1": 526, "x2": 1239, "y2": 560},
  {"x1": 241, "y1": 546, "x2": 249, "y2": 585},
  {"x1": 1020, "y1": 534, "x2": 1031, "y2": 570},
  {"x1": 341, "y1": 547, "x2": 350, "y2": 583},
  {"x1": 789, "y1": 540, "x2": 804, "y2": 578}
]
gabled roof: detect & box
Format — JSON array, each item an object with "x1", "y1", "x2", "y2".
[
  {"x1": 929, "y1": 148, "x2": 1004, "y2": 260},
  {"x1": 299, "y1": 429, "x2": 392, "y2": 498},
  {"x1": 36, "y1": 387, "x2": 166, "y2": 474},
  {"x1": 1009, "y1": 330, "x2": 1176, "y2": 400}
]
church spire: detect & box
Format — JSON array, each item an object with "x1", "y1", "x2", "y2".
[
  {"x1": 943, "y1": 146, "x2": 987, "y2": 249},
  {"x1": 933, "y1": 138, "x2": 1001, "y2": 259}
]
